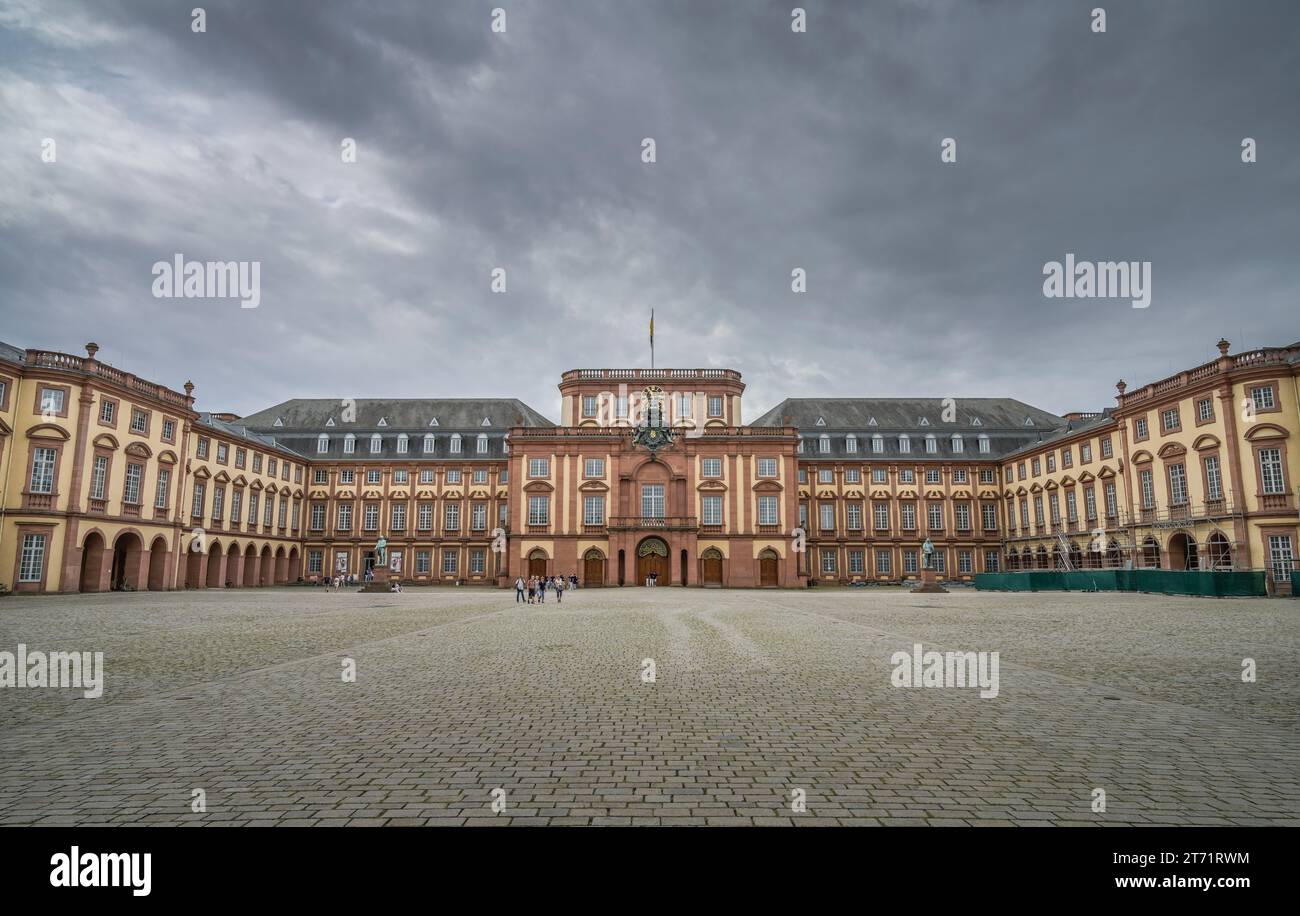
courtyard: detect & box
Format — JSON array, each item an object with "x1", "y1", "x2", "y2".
[{"x1": 0, "y1": 586, "x2": 1297, "y2": 826}]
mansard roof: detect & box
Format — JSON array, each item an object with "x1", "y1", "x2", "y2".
[
  {"x1": 751, "y1": 397, "x2": 1064, "y2": 432},
  {"x1": 239, "y1": 398, "x2": 555, "y2": 432},
  {"x1": 1000, "y1": 409, "x2": 1118, "y2": 460}
]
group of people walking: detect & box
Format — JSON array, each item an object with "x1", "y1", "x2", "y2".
[{"x1": 514, "y1": 574, "x2": 578, "y2": 604}]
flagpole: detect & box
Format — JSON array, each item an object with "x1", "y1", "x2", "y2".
[{"x1": 650, "y1": 309, "x2": 655, "y2": 369}]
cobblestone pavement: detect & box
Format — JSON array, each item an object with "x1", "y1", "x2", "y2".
[{"x1": 1, "y1": 586, "x2": 1297, "y2": 826}]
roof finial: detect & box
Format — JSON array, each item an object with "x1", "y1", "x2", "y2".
[
  {"x1": 1216, "y1": 338, "x2": 1230, "y2": 356},
  {"x1": 85, "y1": 342, "x2": 99, "y2": 360}
]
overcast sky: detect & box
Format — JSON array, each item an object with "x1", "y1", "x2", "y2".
[{"x1": 1, "y1": 0, "x2": 1297, "y2": 424}]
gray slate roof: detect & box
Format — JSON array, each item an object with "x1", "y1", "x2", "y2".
[
  {"x1": 751, "y1": 397, "x2": 1067, "y2": 461},
  {"x1": 0, "y1": 339, "x2": 26, "y2": 366},
  {"x1": 196, "y1": 413, "x2": 286, "y2": 453},
  {"x1": 1001, "y1": 409, "x2": 1118, "y2": 460},
  {"x1": 240, "y1": 398, "x2": 554, "y2": 432}
]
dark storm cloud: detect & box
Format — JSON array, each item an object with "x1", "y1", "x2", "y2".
[{"x1": 1, "y1": 0, "x2": 1297, "y2": 420}]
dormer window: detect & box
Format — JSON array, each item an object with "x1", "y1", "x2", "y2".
[
  {"x1": 397, "y1": 433, "x2": 408, "y2": 454},
  {"x1": 450, "y1": 434, "x2": 462, "y2": 454},
  {"x1": 845, "y1": 434, "x2": 857, "y2": 454},
  {"x1": 423, "y1": 434, "x2": 435, "y2": 453},
  {"x1": 369, "y1": 434, "x2": 381, "y2": 454},
  {"x1": 476, "y1": 434, "x2": 488, "y2": 454},
  {"x1": 316, "y1": 434, "x2": 329, "y2": 454},
  {"x1": 343, "y1": 433, "x2": 356, "y2": 454}
]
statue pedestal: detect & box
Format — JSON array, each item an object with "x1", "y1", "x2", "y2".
[
  {"x1": 910, "y1": 568, "x2": 949, "y2": 594},
  {"x1": 360, "y1": 564, "x2": 391, "y2": 592}
]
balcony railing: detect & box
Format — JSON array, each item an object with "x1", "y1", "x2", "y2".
[{"x1": 608, "y1": 516, "x2": 699, "y2": 530}]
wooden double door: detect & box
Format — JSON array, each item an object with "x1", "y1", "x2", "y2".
[
  {"x1": 583, "y1": 552, "x2": 605, "y2": 586},
  {"x1": 636, "y1": 538, "x2": 669, "y2": 585},
  {"x1": 759, "y1": 555, "x2": 779, "y2": 587}
]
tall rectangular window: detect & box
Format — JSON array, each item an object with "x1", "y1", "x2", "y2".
[
  {"x1": 19, "y1": 534, "x2": 47, "y2": 582},
  {"x1": 758, "y1": 495, "x2": 778, "y2": 526},
  {"x1": 1267, "y1": 534, "x2": 1294, "y2": 583},
  {"x1": 1104, "y1": 482, "x2": 1118, "y2": 518},
  {"x1": 1168, "y1": 463, "x2": 1188, "y2": 505},
  {"x1": 846, "y1": 502, "x2": 862, "y2": 530},
  {"x1": 528, "y1": 496, "x2": 548, "y2": 526},
  {"x1": 874, "y1": 502, "x2": 889, "y2": 530},
  {"x1": 641, "y1": 484, "x2": 664, "y2": 518},
  {"x1": 584, "y1": 496, "x2": 605, "y2": 526},
  {"x1": 1139, "y1": 469, "x2": 1155, "y2": 508},
  {"x1": 191, "y1": 481, "x2": 205, "y2": 518},
  {"x1": 1204, "y1": 455, "x2": 1223, "y2": 501},
  {"x1": 471, "y1": 502, "x2": 487, "y2": 530},
  {"x1": 702, "y1": 495, "x2": 722, "y2": 526},
  {"x1": 392, "y1": 503, "x2": 407, "y2": 531},
  {"x1": 701, "y1": 458, "x2": 721, "y2": 477},
  {"x1": 155, "y1": 468, "x2": 170, "y2": 509},
  {"x1": 1259, "y1": 448, "x2": 1286, "y2": 494},
  {"x1": 417, "y1": 502, "x2": 433, "y2": 530},
  {"x1": 819, "y1": 503, "x2": 835, "y2": 530},
  {"x1": 311, "y1": 503, "x2": 326, "y2": 530},
  {"x1": 585, "y1": 458, "x2": 605, "y2": 477},
  {"x1": 212, "y1": 485, "x2": 224, "y2": 520},
  {"x1": 90, "y1": 455, "x2": 108, "y2": 500},
  {"x1": 444, "y1": 504, "x2": 460, "y2": 530},
  {"x1": 30, "y1": 447, "x2": 57, "y2": 494}
]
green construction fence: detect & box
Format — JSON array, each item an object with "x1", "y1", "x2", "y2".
[{"x1": 974, "y1": 569, "x2": 1267, "y2": 597}]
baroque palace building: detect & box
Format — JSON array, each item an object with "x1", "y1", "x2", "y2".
[{"x1": 1, "y1": 337, "x2": 1297, "y2": 595}]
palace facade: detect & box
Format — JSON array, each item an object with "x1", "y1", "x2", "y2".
[{"x1": 2, "y1": 337, "x2": 1297, "y2": 594}]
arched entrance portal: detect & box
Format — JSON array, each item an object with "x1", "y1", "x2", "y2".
[
  {"x1": 636, "y1": 537, "x2": 669, "y2": 585},
  {"x1": 583, "y1": 548, "x2": 605, "y2": 586},
  {"x1": 1206, "y1": 532, "x2": 1232, "y2": 570},
  {"x1": 700, "y1": 547, "x2": 723, "y2": 587},
  {"x1": 528, "y1": 548, "x2": 548, "y2": 578},
  {"x1": 147, "y1": 536, "x2": 169, "y2": 591},
  {"x1": 80, "y1": 532, "x2": 107, "y2": 592},
  {"x1": 1167, "y1": 532, "x2": 1198, "y2": 570},
  {"x1": 758, "y1": 548, "x2": 779, "y2": 587},
  {"x1": 111, "y1": 531, "x2": 143, "y2": 590}
]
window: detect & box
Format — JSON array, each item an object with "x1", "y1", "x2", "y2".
[
  {"x1": 499, "y1": 468, "x2": 508, "y2": 484},
  {"x1": 477, "y1": 434, "x2": 488, "y2": 454},
  {"x1": 818, "y1": 468, "x2": 833, "y2": 484},
  {"x1": 394, "y1": 469, "x2": 409, "y2": 484},
  {"x1": 820, "y1": 549, "x2": 836, "y2": 574},
  {"x1": 263, "y1": 495, "x2": 274, "y2": 527},
  {"x1": 1101, "y1": 437, "x2": 1113, "y2": 458},
  {"x1": 582, "y1": 395, "x2": 598, "y2": 418},
  {"x1": 898, "y1": 436, "x2": 910, "y2": 454},
  {"x1": 952, "y1": 435, "x2": 963, "y2": 453},
  {"x1": 818, "y1": 435, "x2": 830, "y2": 454},
  {"x1": 420, "y1": 468, "x2": 434, "y2": 484},
  {"x1": 1017, "y1": 462, "x2": 1026, "y2": 480},
  {"x1": 1259, "y1": 448, "x2": 1286, "y2": 494},
  {"x1": 758, "y1": 495, "x2": 778, "y2": 526},
  {"x1": 252, "y1": 453, "x2": 262, "y2": 473},
  {"x1": 899, "y1": 469, "x2": 914, "y2": 484},
  {"x1": 932, "y1": 550, "x2": 946, "y2": 573},
  {"x1": 216, "y1": 443, "x2": 229, "y2": 464},
  {"x1": 1168, "y1": 463, "x2": 1188, "y2": 505},
  {"x1": 615, "y1": 395, "x2": 629, "y2": 418},
  {"x1": 1267, "y1": 535, "x2": 1294, "y2": 584},
  {"x1": 757, "y1": 457, "x2": 777, "y2": 477},
  {"x1": 472, "y1": 503, "x2": 487, "y2": 530},
  {"x1": 702, "y1": 495, "x2": 723, "y2": 526},
  {"x1": 369, "y1": 434, "x2": 381, "y2": 454},
  {"x1": 1251, "y1": 386, "x2": 1276, "y2": 411},
  {"x1": 343, "y1": 434, "x2": 355, "y2": 454},
  {"x1": 291, "y1": 500, "x2": 300, "y2": 530},
  {"x1": 982, "y1": 503, "x2": 997, "y2": 530},
  {"x1": 30, "y1": 447, "x2": 57, "y2": 494},
  {"x1": 340, "y1": 469, "x2": 355, "y2": 484},
  {"x1": 1065, "y1": 490, "x2": 1077, "y2": 522},
  {"x1": 190, "y1": 481, "x2": 205, "y2": 518},
  {"x1": 984, "y1": 551, "x2": 1000, "y2": 573},
  {"x1": 415, "y1": 551, "x2": 431, "y2": 574},
  {"x1": 641, "y1": 484, "x2": 665, "y2": 518},
  {"x1": 39, "y1": 387, "x2": 64, "y2": 414},
  {"x1": 874, "y1": 502, "x2": 889, "y2": 530},
  {"x1": 529, "y1": 458, "x2": 549, "y2": 478},
  {"x1": 211, "y1": 486, "x2": 224, "y2": 520},
  {"x1": 423, "y1": 434, "x2": 435, "y2": 454},
  {"x1": 473, "y1": 469, "x2": 487, "y2": 484},
  {"x1": 230, "y1": 490, "x2": 241, "y2": 523},
  {"x1": 100, "y1": 400, "x2": 115, "y2": 423},
  {"x1": 871, "y1": 435, "x2": 884, "y2": 454},
  {"x1": 1139, "y1": 469, "x2": 1155, "y2": 508},
  {"x1": 234, "y1": 447, "x2": 245, "y2": 468},
  {"x1": 470, "y1": 549, "x2": 486, "y2": 575},
  {"x1": 442, "y1": 550, "x2": 459, "y2": 575},
  {"x1": 876, "y1": 550, "x2": 892, "y2": 575},
  {"x1": 819, "y1": 503, "x2": 834, "y2": 530},
  {"x1": 701, "y1": 458, "x2": 721, "y2": 478},
  {"x1": 849, "y1": 550, "x2": 864, "y2": 574},
  {"x1": 1019, "y1": 500, "x2": 1029, "y2": 528},
  {"x1": 122, "y1": 464, "x2": 142, "y2": 505},
  {"x1": 446, "y1": 469, "x2": 461, "y2": 484},
  {"x1": 163, "y1": 419, "x2": 176, "y2": 442},
  {"x1": 846, "y1": 503, "x2": 862, "y2": 530},
  {"x1": 955, "y1": 502, "x2": 971, "y2": 530},
  {"x1": 953, "y1": 468, "x2": 967, "y2": 483},
  {"x1": 1080, "y1": 442, "x2": 1092, "y2": 463},
  {"x1": 1197, "y1": 398, "x2": 1214, "y2": 422},
  {"x1": 846, "y1": 435, "x2": 858, "y2": 454},
  {"x1": 675, "y1": 392, "x2": 693, "y2": 419},
  {"x1": 1031, "y1": 458, "x2": 1041, "y2": 476},
  {"x1": 18, "y1": 534, "x2": 46, "y2": 582},
  {"x1": 1104, "y1": 481, "x2": 1118, "y2": 518},
  {"x1": 391, "y1": 503, "x2": 407, "y2": 531},
  {"x1": 1161, "y1": 408, "x2": 1180, "y2": 433},
  {"x1": 450, "y1": 434, "x2": 462, "y2": 454},
  {"x1": 903, "y1": 550, "x2": 918, "y2": 574},
  {"x1": 1134, "y1": 417, "x2": 1149, "y2": 440},
  {"x1": 308, "y1": 551, "x2": 323, "y2": 574},
  {"x1": 89, "y1": 455, "x2": 108, "y2": 500},
  {"x1": 311, "y1": 503, "x2": 326, "y2": 530},
  {"x1": 130, "y1": 408, "x2": 149, "y2": 434},
  {"x1": 528, "y1": 496, "x2": 549, "y2": 526},
  {"x1": 1084, "y1": 487, "x2": 1097, "y2": 521},
  {"x1": 845, "y1": 468, "x2": 861, "y2": 483},
  {"x1": 196, "y1": 437, "x2": 210, "y2": 460},
  {"x1": 900, "y1": 503, "x2": 916, "y2": 530},
  {"x1": 444, "y1": 503, "x2": 460, "y2": 530},
  {"x1": 707, "y1": 395, "x2": 724, "y2": 418},
  {"x1": 872, "y1": 467, "x2": 887, "y2": 484},
  {"x1": 978, "y1": 435, "x2": 990, "y2": 454},
  {"x1": 1034, "y1": 495, "x2": 1045, "y2": 525},
  {"x1": 155, "y1": 468, "x2": 170, "y2": 509},
  {"x1": 927, "y1": 502, "x2": 943, "y2": 530},
  {"x1": 366, "y1": 468, "x2": 381, "y2": 485},
  {"x1": 337, "y1": 501, "x2": 352, "y2": 531},
  {"x1": 1046, "y1": 453, "x2": 1056, "y2": 473},
  {"x1": 958, "y1": 551, "x2": 973, "y2": 574},
  {"x1": 1204, "y1": 455, "x2": 1223, "y2": 501},
  {"x1": 1048, "y1": 493, "x2": 1061, "y2": 524},
  {"x1": 397, "y1": 434, "x2": 408, "y2": 454},
  {"x1": 925, "y1": 435, "x2": 937, "y2": 454},
  {"x1": 417, "y1": 502, "x2": 433, "y2": 531},
  {"x1": 584, "y1": 496, "x2": 605, "y2": 526},
  {"x1": 925, "y1": 468, "x2": 940, "y2": 484},
  {"x1": 979, "y1": 468, "x2": 995, "y2": 484}
]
